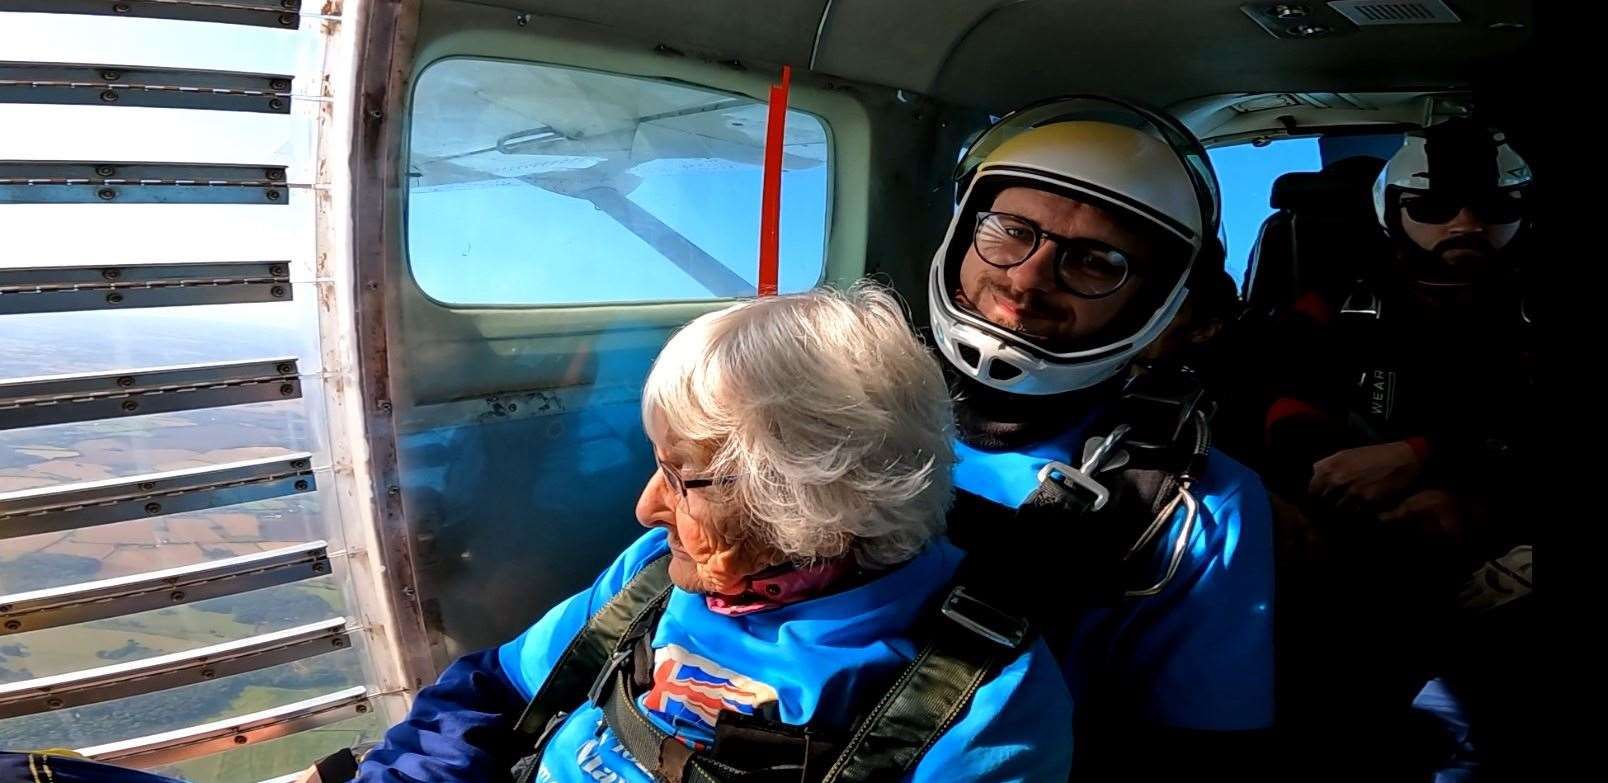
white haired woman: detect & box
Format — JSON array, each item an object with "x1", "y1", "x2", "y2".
[{"x1": 355, "y1": 285, "x2": 1073, "y2": 783}]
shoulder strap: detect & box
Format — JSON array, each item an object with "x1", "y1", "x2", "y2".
[
  {"x1": 513, "y1": 552, "x2": 673, "y2": 738},
  {"x1": 817, "y1": 582, "x2": 1021, "y2": 782}
]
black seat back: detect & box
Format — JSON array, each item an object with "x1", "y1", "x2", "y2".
[{"x1": 1242, "y1": 156, "x2": 1387, "y2": 318}]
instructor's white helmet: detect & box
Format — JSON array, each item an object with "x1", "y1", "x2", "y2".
[
  {"x1": 929, "y1": 96, "x2": 1221, "y2": 395},
  {"x1": 1372, "y1": 119, "x2": 1532, "y2": 233}
]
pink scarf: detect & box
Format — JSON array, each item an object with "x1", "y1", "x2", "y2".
[{"x1": 704, "y1": 558, "x2": 857, "y2": 616}]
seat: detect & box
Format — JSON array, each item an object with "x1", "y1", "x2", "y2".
[{"x1": 1241, "y1": 156, "x2": 1387, "y2": 319}]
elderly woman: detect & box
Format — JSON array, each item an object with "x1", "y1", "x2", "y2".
[{"x1": 355, "y1": 286, "x2": 1073, "y2": 783}]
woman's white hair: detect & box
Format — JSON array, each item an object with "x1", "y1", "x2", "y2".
[{"x1": 642, "y1": 283, "x2": 954, "y2": 569}]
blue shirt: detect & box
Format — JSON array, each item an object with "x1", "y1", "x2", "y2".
[{"x1": 951, "y1": 421, "x2": 1276, "y2": 731}]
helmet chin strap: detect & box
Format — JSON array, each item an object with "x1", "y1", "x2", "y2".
[{"x1": 947, "y1": 362, "x2": 1120, "y2": 448}]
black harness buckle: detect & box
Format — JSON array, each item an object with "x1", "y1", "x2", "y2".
[{"x1": 940, "y1": 585, "x2": 1029, "y2": 649}]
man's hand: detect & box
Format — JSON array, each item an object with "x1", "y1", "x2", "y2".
[
  {"x1": 1309, "y1": 440, "x2": 1425, "y2": 512},
  {"x1": 1380, "y1": 489, "x2": 1466, "y2": 537}
]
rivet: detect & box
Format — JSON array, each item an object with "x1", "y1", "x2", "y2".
[
  {"x1": 100, "y1": 89, "x2": 119, "y2": 103},
  {"x1": 267, "y1": 169, "x2": 285, "y2": 181},
  {"x1": 276, "y1": 362, "x2": 294, "y2": 375},
  {"x1": 294, "y1": 480, "x2": 310, "y2": 491},
  {"x1": 388, "y1": 485, "x2": 400, "y2": 496},
  {"x1": 113, "y1": 3, "x2": 131, "y2": 13},
  {"x1": 120, "y1": 399, "x2": 138, "y2": 411},
  {"x1": 356, "y1": 704, "x2": 370, "y2": 714},
  {"x1": 279, "y1": 12, "x2": 296, "y2": 26},
  {"x1": 170, "y1": 590, "x2": 185, "y2": 601},
  {"x1": 3, "y1": 621, "x2": 20, "y2": 631},
  {"x1": 145, "y1": 502, "x2": 162, "y2": 514},
  {"x1": 107, "y1": 292, "x2": 124, "y2": 305},
  {"x1": 282, "y1": 0, "x2": 298, "y2": 8},
  {"x1": 45, "y1": 697, "x2": 64, "y2": 709},
  {"x1": 266, "y1": 189, "x2": 282, "y2": 201},
  {"x1": 270, "y1": 79, "x2": 291, "y2": 91},
  {"x1": 95, "y1": 165, "x2": 116, "y2": 177},
  {"x1": 0, "y1": 605, "x2": 10, "y2": 613},
  {"x1": 269, "y1": 98, "x2": 286, "y2": 111},
  {"x1": 103, "y1": 267, "x2": 122, "y2": 280},
  {"x1": 291, "y1": 459, "x2": 309, "y2": 469},
  {"x1": 280, "y1": 383, "x2": 296, "y2": 396},
  {"x1": 233, "y1": 734, "x2": 248, "y2": 745},
  {"x1": 311, "y1": 560, "x2": 327, "y2": 572},
  {"x1": 332, "y1": 637, "x2": 347, "y2": 647},
  {"x1": 271, "y1": 285, "x2": 287, "y2": 298},
  {"x1": 101, "y1": 70, "x2": 121, "y2": 81},
  {"x1": 98, "y1": 188, "x2": 117, "y2": 201},
  {"x1": 515, "y1": 13, "x2": 529, "y2": 26},
  {"x1": 201, "y1": 668, "x2": 216, "y2": 679},
  {"x1": 117, "y1": 375, "x2": 135, "y2": 386},
  {"x1": 138, "y1": 481, "x2": 155, "y2": 491},
  {"x1": 270, "y1": 264, "x2": 288, "y2": 276}
]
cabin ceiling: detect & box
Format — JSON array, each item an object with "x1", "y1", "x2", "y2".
[{"x1": 479, "y1": 0, "x2": 1533, "y2": 111}]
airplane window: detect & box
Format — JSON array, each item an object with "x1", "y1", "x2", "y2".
[
  {"x1": 407, "y1": 58, "x2": 832, "y2": 306},
  {"x1": 1209, "y1": 137, "x2": 1322, "y2": 287}
]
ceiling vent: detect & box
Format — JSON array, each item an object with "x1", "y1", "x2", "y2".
[{"x1": 1327, "y1": 0, "x2": 1460, "y2": 26}]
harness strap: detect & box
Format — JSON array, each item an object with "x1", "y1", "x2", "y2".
[
  {"x1": 587, "y1": 581, "x2": 1019, "y2": 783},
  {"x1": 514, "y1": 553, "x2": 673, "y2": 738},
  {"x1": 598, "y1": 664, "x2": 754, "y2": 783},
  {"x1": 818, "y1": 598, "x2": 1016, "y2": 782},
  {"x1": 514, "y1": 549, "x2": 1032, "y2": 782}
]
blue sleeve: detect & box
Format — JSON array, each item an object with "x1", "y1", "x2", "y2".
[
  {"x1": 1105, "y1": 455, "x2": 1277, "y2": 730},
  {"x1": 906, "y1": 642, "x2": 1075, "y2": 782},
  {"x1": 355, "y1": 648, "x2": 528, "y2": 783},
  {"x1": 356, "y1": 528, "x2": 670, "y2": 782},
  {"x1": 497, "y1": 527, "x2": 671, "y2": 701}
]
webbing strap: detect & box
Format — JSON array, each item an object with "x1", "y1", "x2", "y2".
[
  {"x1": 818, "y1": 621, "x2": 1009, "y2": 782},
  {"x1": 518, "y1": 553, "x2": 1020, "y2": 782},
  {"x1": 599, "y1": 667, "x2": 752, "y2": 783},
  {"x1": 513, "y1": 554, "x2": 673, "y2": 737}
]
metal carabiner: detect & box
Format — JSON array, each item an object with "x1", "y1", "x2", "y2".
[{"x1": 1124, "y1": 485, "x2": 1199, "y2": 598}]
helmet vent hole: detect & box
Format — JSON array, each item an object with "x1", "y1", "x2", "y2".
[
  {"x1": 988, "y1": 361, "x2": 1023, "y2": 381},
  {"x1": 956, "y1": 343, "x2": 982, "y2": 369}
]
